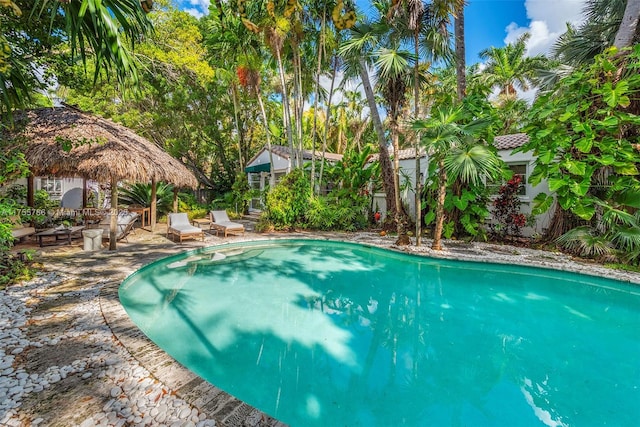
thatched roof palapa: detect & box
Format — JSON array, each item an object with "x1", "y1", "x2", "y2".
[
  {"x1": 16, "y1": 106, "x2": 197, "y2": 189},
  {"x1": 7, "y1": 106, "x2": 198, "y2": 250}
]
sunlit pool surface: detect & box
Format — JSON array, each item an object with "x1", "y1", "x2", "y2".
[{"x1": 119, "y1": 239, "x2": 640, "y2": 426}]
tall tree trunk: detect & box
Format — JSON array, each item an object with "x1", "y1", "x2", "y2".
[
  {"x1": 358, "y1": 58, "x2": 396, "y2": 217},
  {"x1": 274, "y1": 46, "x2": 295, "y2": 170},
  {"x1": 392, "y1": 120, "x2": 409, "y2": 245},
  {"x1": 432, "y1": 160, "x2": 447, "y2": 251},
  {"x1": 614, "y1": 0, "x2": 640, "y2": 49},
  {"x1": 230, "y1": 82, "x2": 244, "y2": 171},
  {"x1": 454, "y1": 5, "x2": 466, "y2": 101},
  {"x1": 319, "y1": 59, "x2": 337, "y2": 195},
  {"x1": 291, "y1": 46, "x2": 303, "y2": 168},
  {"x1": 414, "y1": 28, "x2": 422, "y2": 246},
  {"x1": 256, "y1": 85, "x2": 276, "y2": 185},
  {"x1": 310, "y1": 12, "x2": 325, "y2": 195}
]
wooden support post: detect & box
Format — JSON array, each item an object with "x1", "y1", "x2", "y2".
[
  {"x1": 109, "y1": 176, "x2": 118, "y2": 250},
  {"x1": 150, "y1": 178, "x2": 157, "y2": 232},
  {"x1": 27, "y1": 175, "x2": 34, "y2": 207},
  {"x1": 82, "y1": 178, "x2": 88, "y2": 208},
  {"x1": 173, "y1": 187, "x2": 178, "y2": 213}
]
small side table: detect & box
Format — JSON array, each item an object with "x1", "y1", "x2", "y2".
[
  {"x1": 192, "y1": 218, "x2": 211, "y2": 229},
  {"x1": 128, "y1": 206, "x2": 151, "y2": 229}
]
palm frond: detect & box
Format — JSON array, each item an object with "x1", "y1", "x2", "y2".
[
  {"x1": 444, "y1": 143, "x2": 503, "y2": 186},
  {"x1": 556, "y1": 226, "x2": 614, "y2": 258},
  {"x1": 37, "y1": 0, "x2": 153, "y2": 86},
  {"x1": 373, "y1": 47, "x2": 413, "y2": 80}
]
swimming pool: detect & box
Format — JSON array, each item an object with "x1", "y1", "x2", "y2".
[{"x1": 119, "y1": 239, "x2": 640, "y2": 426}]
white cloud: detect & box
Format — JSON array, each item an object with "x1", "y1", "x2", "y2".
[
  {"x1": 188, "y1": 0, "x2": 210, "y2": 10},
  {"x1": 505, "y1": 0, "x2": 587, "y2": 57},
  {"x1": 182, "y1": 0, "x2": 209, "y2": 18},
  {"x1": 184, "y1": 7, "x2": 204, "y2": 18}
]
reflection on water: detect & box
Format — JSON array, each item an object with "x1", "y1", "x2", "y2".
[{"x1": 120, "y1": 240, "x2": 640, "y2": 427}]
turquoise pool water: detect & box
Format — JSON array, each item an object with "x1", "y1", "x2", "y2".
[{"x1": 119, "y1": 240, "x2": 640, "y2": 426}]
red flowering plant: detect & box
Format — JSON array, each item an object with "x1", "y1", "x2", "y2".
[
  {"x1": 236, "y1": 65, "x2": 260, "y2": 92},
  {"x1": 236, "y1": 66, "x2": 249, "y2": 87},
  {"x1": 490, "y1": 175, "x2": 528, "y2": 238}
]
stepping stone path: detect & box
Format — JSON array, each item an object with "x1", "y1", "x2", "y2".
[{"x1": 0, "y1": 271, "x2": 217, "y2": 426}]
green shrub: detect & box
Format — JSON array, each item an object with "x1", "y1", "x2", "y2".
[
  {"x1": 306, "y1": 196, "x2": 367, "y2": 231},
  {"x1": 119, "y1": 182, "x2": 174, "y2": 217},
  {"x1": 184, "y1": 208, "x2": 208, "y2": 221},
  {"x1": 232, "y1": 172, "x2": 255, "y2": 215},
  {"x1": 264, "y1": 169, "x2": 311, "y2": 229}
]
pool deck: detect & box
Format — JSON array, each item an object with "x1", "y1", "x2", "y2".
[{"x1": 2, "y1": 222, "x2": 639, "y2": 426}]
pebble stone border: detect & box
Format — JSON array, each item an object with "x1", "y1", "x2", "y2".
[{"x1": 0, "y1": 271, "x2": 218, "y2": 427}]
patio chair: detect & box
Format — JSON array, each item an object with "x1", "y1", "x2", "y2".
[
  {"x1": 209, "y1": 210, "x2": 245, "y2": 237},
  {"x1": 167, "y1": 212, "x2": 205, "y2": 243},
  {"x1": 100, "y1": 212, "x2": 139, "y2": 242}
]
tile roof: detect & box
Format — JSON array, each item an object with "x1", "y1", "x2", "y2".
[
  {"x1": 494, "y1": 133, "x2": 529, "y2": 150},
  {"x1": 246, "y1": 145, "x2": 343, "y2": 167},
  {"x1": 367, "y1": 147, "x2": 427, "y2": 162}
]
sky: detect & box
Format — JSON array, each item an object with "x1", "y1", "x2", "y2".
[{"x1": 179, "y1": 0, "x2": 588, "y2": 62}]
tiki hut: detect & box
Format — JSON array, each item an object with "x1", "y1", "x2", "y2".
[{"x1": 11, "y1": 106, "x2": 198, "y2": 249}]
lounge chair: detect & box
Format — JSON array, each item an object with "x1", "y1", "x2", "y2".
[
  {"x1": 209, "y1": 210, "x2": 245, "y2": 237},
  {"x1": 99, "y1": 212, "x2": 139, "y2": 242},
  {"x1": 167, "y1": 212, "x2": 205, "y2": 243}
]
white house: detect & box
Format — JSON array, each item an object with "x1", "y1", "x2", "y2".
[
  {"x1": 371, "y1": 134, "x2": 551, "y2": 237},
  {"x1": 245, "y1": 145, "x2": 343, "y2": 211},
  {"x1": 492, "y1": 133, "x2": 552, "y2": 236},
  {"x1": 246, "y1": 135, "x2": 551, "y2": 236},
  {"x1": 369, "y1": 147, "x2": 429, "y2": 221},
  {"x1": 10, "y1": 176, "x2": 91, "y2": 208}
]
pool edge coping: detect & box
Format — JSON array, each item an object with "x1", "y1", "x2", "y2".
[{"x1": 101, "y1": 234, "x2": 640, "y2": 426}]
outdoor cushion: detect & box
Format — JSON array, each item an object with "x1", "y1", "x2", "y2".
[
  {"x1": 100, "y1": 212, "x2": 139, "y2": 241},
  {"x1": 167, "y1": 213, "x2": 204, "y2": 243},
  {"x1": 209, "y1": 210, "x2": 245, "y2": 237}
]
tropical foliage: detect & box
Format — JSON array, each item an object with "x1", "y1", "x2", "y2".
[
  {"x1": 118, "y1": 182, "x2": 175, "y2": 217},
  {"x1": 490, "y1": 175, "x2": 528, "y2": 238},
  {"x1": 263, "y1": 168, "x2": 311, "y2": 230},
  {"x1": 1, "y1": 0, "x2": 639, "y2": 270},
  {"x1": 520, "y1": 46, "x2": 640, "y2": 262}
]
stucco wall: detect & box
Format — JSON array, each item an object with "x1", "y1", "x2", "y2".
[
  {"x1": 494, "y1": 149, "x2": 552, "y2": 237},
  {"x1": 372, "y1": 156, "x2": 429, "y2": 221}
]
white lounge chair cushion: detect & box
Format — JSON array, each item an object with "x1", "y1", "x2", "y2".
[
  {"x1": 212, "y1": 221, "x2": 244, "y2": 230},
  {"x1": 168, "y1": 213, "x2": 191, "y2": 227},
  {"x1": 169, "y1": 223, "x2": 203, "y2": 233}
]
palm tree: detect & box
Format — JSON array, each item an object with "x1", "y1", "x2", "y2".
[
  {"x1": 339, "y1": 20, "x2": 399, "y2": 225},
  {"x1": 377, "y1": 45, "x2": 414, "y2": 244},
  {"x1": 553, "y1": 0, "x2": 639, "y2": 66},
  {"x1": 479, "y1": 33, "x2": 548, "y2": 101},
  {"x1": 614, "y1": 0, "x2": 640, "y2": 48},
  {"x1": 387, "y1": 0, "x2": 455, "y2": 245},
  {"x1": 412, "y1": 105, "x2": 499, "y2": 250},
  {"x1": 1, "y1": 0, "x2": 152, "y2": 116},
  {"x1": 203, "y1": 4, "x2": 277, "y2": 185},
  {"x1": 453, "y1": 0, "x2": 466, "y2": 100}
]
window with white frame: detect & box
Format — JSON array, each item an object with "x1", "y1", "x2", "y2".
[
  {"x1": 40, "y1": 177, "x2": 63, "y2": 200},
  {"x1": 489, "y1": 163, "x2": 528, "y2": 196}
]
